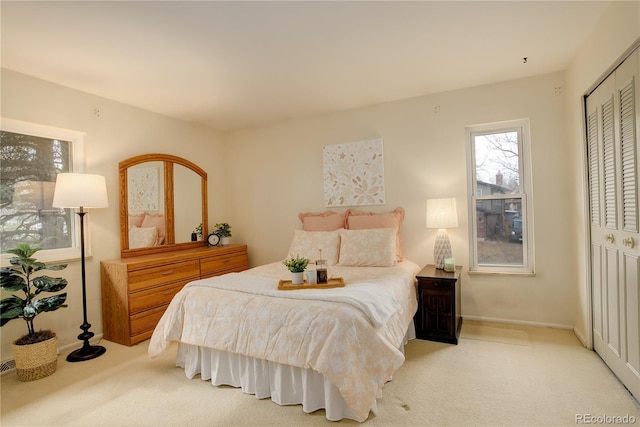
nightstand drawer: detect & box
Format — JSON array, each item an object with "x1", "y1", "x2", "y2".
[{"x1": 420, "y1": 279, "x2": 455, "y2": 291}]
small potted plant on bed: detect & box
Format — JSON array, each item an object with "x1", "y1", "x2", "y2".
[
  {"x1": 283, "y1": 254, "x2": 309, "y2": 285},
  {"x1": 0, "y1": 243, "x2": 68, "y2": 381},
  {"x1": 214, "y1": 222, "x2": 232, "y2": 246}
]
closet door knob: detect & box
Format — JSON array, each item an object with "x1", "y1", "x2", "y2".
[
  {"x1": 623, "y1": 237, "x2": 635, "y2": 248},
  {"x1": 605, "y1": 233, "x2": 615, "y2": 243}
]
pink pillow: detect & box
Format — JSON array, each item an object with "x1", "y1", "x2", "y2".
[
  {"x1": 141, "y1": 213, "x2": 165, "y2": 245},
  {"x1": 128, "y1": 213, "x2": 145, "y2": 228},
  {"x1": 298, "y1": 210, "x2": 347, "y2": 231},
  {"x1": 346, "y1": 207, "x2": 405, "y2": 261}
]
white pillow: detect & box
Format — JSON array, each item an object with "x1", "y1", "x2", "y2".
[
  {"x1": 338, "y1": 228, "x2": 397, "y2": 267},
  {"x1": 287, "y1": 229, "x2": 341, "y2": 265},
  {"x1": 129, "y1": 225, "x2": 158, "y2": 249}
]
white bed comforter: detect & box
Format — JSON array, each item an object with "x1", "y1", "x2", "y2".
[{"x1": 149, "y1": 260, "x2": 421, "y2": 422}]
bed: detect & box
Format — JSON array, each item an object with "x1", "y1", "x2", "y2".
[{"x1": 148, "y1": 209, "x2": 419, "y2": 422}]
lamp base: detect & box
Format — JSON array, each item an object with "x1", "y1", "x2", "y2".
[
  {"x1": 66, "y1": 344, "x2": 106, "y2": 362},
  {"x1": 434, "y1": 229, "x2": 452, "y2": 270}
]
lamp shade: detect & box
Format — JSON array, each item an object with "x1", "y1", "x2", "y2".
[
  {"x1": 52, "y1": 173, "x2": 109, "y2": 209},
  {"x1": 426, "y1": 198, "x2": 458, "y2": 229}
]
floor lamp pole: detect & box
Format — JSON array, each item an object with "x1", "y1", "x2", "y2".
[{"x1": 66, "y1": 208, "x2": 106, "y2": 362}]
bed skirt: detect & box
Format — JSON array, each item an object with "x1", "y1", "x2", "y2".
[{"x1": 176, "y1": 323, "x2": 415, "y2": 422}]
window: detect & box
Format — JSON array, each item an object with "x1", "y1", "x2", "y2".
[
  {"x1": 1, "y1": 118, "x2": 84, "y2": 262},
  {"x1": 466, "y1": 119, "x2": 534, "y2": 275}
]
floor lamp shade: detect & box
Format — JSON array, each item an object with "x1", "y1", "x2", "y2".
[
  {"x1": 52, "y1": 173, "x2": 108, "y2": 362},
  {"x1": 52, "y1": 173, "x2": 108, "y2": 209},
  {"x1": 426, "y1": 198, "x2": 458, "y2": 269}
]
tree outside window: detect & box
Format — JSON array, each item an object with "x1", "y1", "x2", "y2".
[
  {"x1": 467, "y1": 119, "x2": 534, "y2": 274},
  {"x1": 1, "y1": 127, "x2": 75, "y2": 254}
]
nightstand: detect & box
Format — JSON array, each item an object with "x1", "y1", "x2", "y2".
[{"x1": 414, "y1": 264, "x2": 462, "y2": 344}]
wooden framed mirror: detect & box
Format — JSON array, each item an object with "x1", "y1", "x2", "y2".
[{"x1": 119, "y1": 153, "x2": 208, "y2": 258}]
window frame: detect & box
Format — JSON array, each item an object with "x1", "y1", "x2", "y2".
[
  {"x1": 1, "y1": 118, "x2": 86, "y2": 264},
  {"x1": 466, "y1": 118, "x2": 535, "y2": 275}
]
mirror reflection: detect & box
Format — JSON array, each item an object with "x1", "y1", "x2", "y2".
[
  {"x1": 119, "y1": 154, "x2": 208, "y2": 258},
  {"x1": 174, "y1": 164, "x2": 202, "y2": 244},
  {"x1": 127, "y1": 161, "x2": 166, "y2": 249}
]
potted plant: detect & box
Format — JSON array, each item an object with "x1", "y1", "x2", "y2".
[
  {"x1": 192, "y1": 223, "x2": 202, "y2": 241},
  {"x1": 283, "y1": 254, "x2": 309, "y2": 285},
  {"x1": 214, "y1": 222, "x2": 232, "y2": 246},
  {"x1": 0, "y1": 243, "x2": 68, "y2": 381}
]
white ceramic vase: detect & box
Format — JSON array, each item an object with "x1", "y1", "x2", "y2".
[
  {"x1": 220, "y1": 236, "x2": 230, "y2": 246},
  {"x1": 291, "y1": 271, "x2": 304, "y2": 285}
]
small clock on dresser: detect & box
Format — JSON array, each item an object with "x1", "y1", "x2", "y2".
[{"x1": 207, "y1": 232, "x2": 220, "y2": 247}]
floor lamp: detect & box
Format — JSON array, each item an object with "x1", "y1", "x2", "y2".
[
  {"x1": 426, "y1": 198, "x2": 458, "y2": 270},
  {"x1": 52, "y1": 173, "x2": 109, "y2": 362}
]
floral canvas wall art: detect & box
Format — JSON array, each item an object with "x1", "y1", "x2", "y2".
[
  {"x1": 128, "y1": 166, "x2": 159, "y2": 211},
  {"x1": 323, "y1": 138, "x2": 385, "y2": 207}
]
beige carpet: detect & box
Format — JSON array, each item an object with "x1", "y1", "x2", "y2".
[
  {"x1": 460, "y1": 324, "x2": 530, "y2": 346},
  {"x1": 1, "y1": 321, "x2": 638, "y2": 426}
]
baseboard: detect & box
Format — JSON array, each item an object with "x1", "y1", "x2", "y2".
[
  {"x1": 572, "y1": 327, "x2": 590, "y2": 348},
  {"x1": 463, "y1": 315, "x2": 574, "y2": 330},
  {"x1": 1, "y1": 333, "x2": 105, "y2": 376}
]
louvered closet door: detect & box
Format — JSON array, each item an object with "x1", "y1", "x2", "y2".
[{"x1": 587, "y1": 49, "x2": 640, "y2": 400}]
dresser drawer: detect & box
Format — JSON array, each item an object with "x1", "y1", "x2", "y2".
[
  {"x1": 128, "y1": 260, "x2": 200, "y2": 292},
  {"x1": 200, "y1": 252, "x2": 248, "y2": 277},
  {"x1": 129, "y1": 280, "x2": 188, "y2": 314},
  {"x1": 130, "y1": 305, "x2": 168, "y2": 336}
]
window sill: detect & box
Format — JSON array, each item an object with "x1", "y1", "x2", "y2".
[{"x1": 468, "y1": 268, "x2": 536, "y2": 277}]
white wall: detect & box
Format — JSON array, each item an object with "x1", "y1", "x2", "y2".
[
  {"x1": 0, "y1": 69, "x2": 225, "y2": 361},
  {"x1": 566, "y1": 1, "x2": 640, "y2": 345},
  {"x1": 2, "y1": 1, "x2": 635, "y2": 362},
  {"x1": 224, "y1": 70, "x2": 575, "y2": 329}
]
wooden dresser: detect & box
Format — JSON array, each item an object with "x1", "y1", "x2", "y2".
[{"x1": 101, "y1": 244, "x2": 248, "y2": 346}]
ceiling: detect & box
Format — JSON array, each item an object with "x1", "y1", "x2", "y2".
[{"x1": 1, "y1": 1, "x2": 611, "y2": 132}]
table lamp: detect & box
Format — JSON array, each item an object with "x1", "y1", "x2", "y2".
[{"x1": 426, "y1": 198, "x2": 458, "y2": 270}]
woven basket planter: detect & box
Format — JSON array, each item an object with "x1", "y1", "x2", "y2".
[{"x1": 12, "y1": 335, "x2": 58, "y2": 382}]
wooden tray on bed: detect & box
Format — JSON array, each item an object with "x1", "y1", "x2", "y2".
[{"x1": 278, "y1": 277, "x2": 345, "y2": 290}]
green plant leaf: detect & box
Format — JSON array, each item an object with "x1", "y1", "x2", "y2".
[
  {"x1": 5, "y1": 243, "x2": 40, "y2": 259},
  {"x1": 44, "y1": 263, "x2": 68, "y2": 271},
  {"x1": 32, "y1": 294, "x2": 67, "y2": 313},
  {"x1": 0, "y1": 272, "x2": 26, "y2": 292},
  {"x1": 32, "y1": 276, "x2": 68, "y2": 294},
  {"x1": 31, "y1": 261, "x2": 49, "y2": 272},
  {"x1": 0, "y1": 297, "x2": 25, "y2": 325}
]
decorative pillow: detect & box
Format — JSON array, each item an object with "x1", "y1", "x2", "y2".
[
  {"x1": 337, "y1": 228, "x2": 397, "y2": 267},
  {"x1": 141, "y1": 213, "x2": 165, "y2": 246},
  {"x1": 346, "y1": 207, "x2": 405, "y2": 261},
  {"x1": 128, "y1": 213, "x2": 145, "y2": 228},
  {"x1": 299, "y1": 210, "x2": 347, "y2": 231},
  {"x1": 287, "y1": 229, "x2": 341, "y2": 265},
  {"x1": 128, "y1": 226, "x2": 158, "y2": 249}
]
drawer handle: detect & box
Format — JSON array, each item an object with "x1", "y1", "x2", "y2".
[
  {"x1": 162, "y1": 290, "x2": 176, "y2": 296},
  {"x1": 160, "y1": 269, "x2": 176, "y2": 276},
  {"x1": 221, "y1": 259, "x2": 230, "y2": 263}
]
